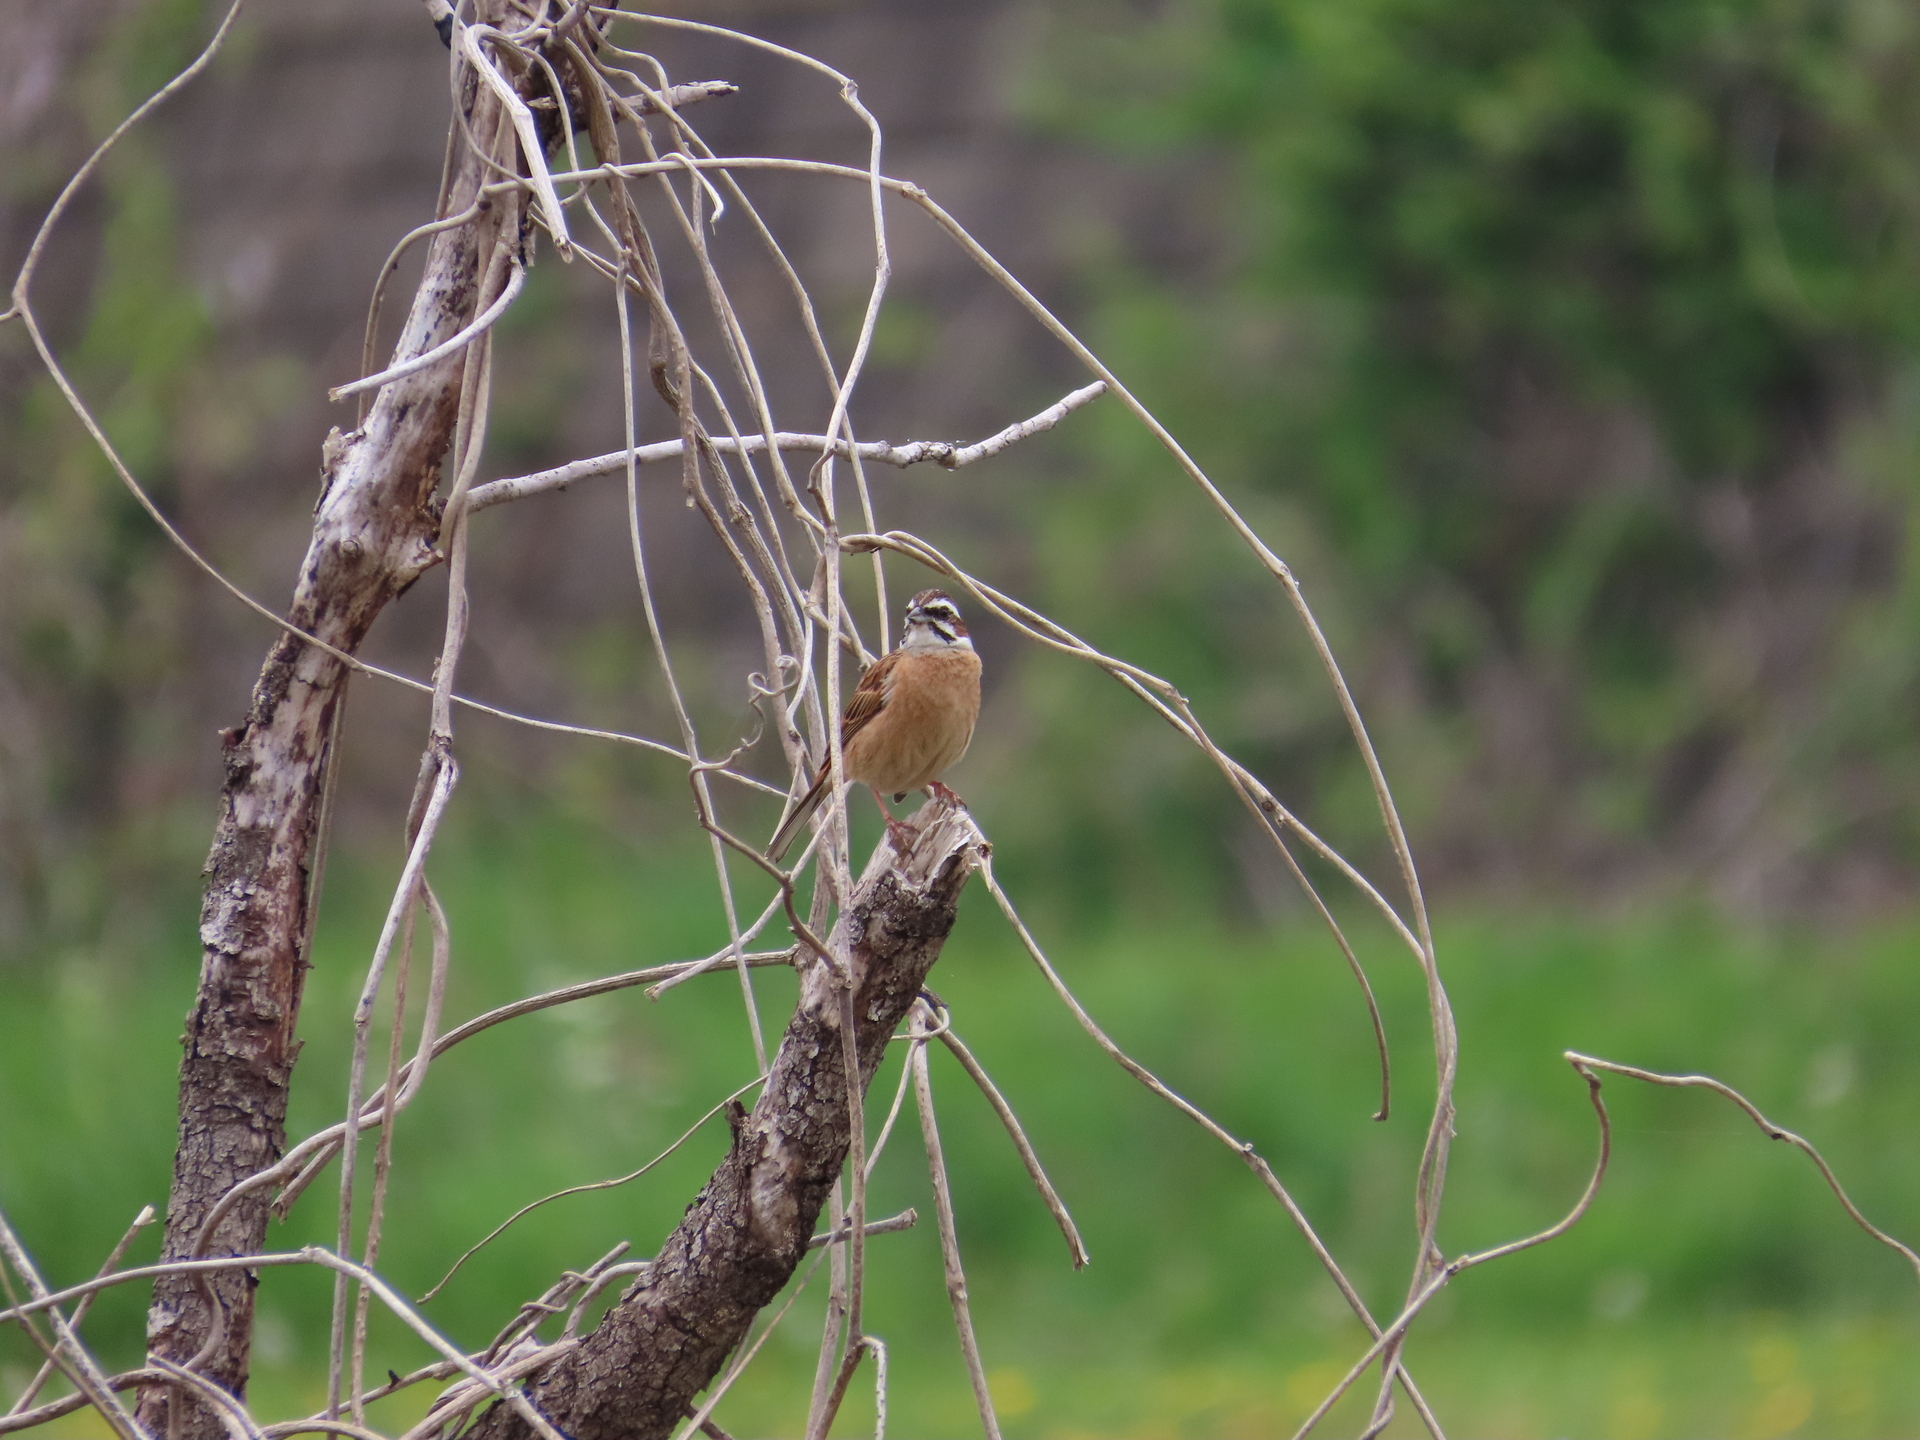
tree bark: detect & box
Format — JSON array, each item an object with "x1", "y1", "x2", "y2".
[
  {"x1": 462, "y1": 803, "x2": 985, "y2": 1440},
  {"x1": 138, "y1": 30, "x2": 522, "y2": 1439}
]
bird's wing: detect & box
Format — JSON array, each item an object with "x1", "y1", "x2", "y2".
[
  {"x1": 768, "y1": 652, "x2": 895, "y2": 860},
  {"x1": 838, "y1": 651, "x2": 895, "y2": 746}
]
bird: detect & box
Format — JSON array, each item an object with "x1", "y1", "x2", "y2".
[{"x1": 768, "y1": 588, "x2": 982, "y2": 861}]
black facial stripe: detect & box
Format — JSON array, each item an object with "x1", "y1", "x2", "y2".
[{"x1": 908, "y1": 591, "x2": 964, "y2": 641}]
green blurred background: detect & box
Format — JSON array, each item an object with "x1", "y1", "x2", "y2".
[{"x1": 4, "y1": 0, "x2": 1920, "y2": 1435}]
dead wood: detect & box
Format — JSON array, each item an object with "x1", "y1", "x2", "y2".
[
  {"x1": 461, "y1": 802, "x2": 985, "y2": 1440},
  {"x1": 136, "y1": 19, "x2": 526, "y2": 1438}
]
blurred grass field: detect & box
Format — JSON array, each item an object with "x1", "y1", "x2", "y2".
[{"x1": 3, "y1": 795, "x2": 1918, "y2": 1439}]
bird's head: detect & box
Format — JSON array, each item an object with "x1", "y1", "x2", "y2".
[{"x1": 903, "y1": 589, "x2": 969, "y2": 648}]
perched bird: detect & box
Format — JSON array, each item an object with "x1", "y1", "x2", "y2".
[{"x1": 768, "y1": 589, "x2": 982, "y2": 861}]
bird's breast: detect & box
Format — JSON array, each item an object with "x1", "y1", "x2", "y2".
[{"x1": 848, "y1": 646, "x2": 982, "y2": 795}]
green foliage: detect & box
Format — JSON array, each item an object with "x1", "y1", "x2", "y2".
[
  {"x1": 1158, "y1": 0, "x2": 1920, "y2": 510},
  {"x1": 1032, "y1": 0, "x2": 1920, "y2": 872},
  {"x1": 1203, "y1": 0, "x2": 1920, "y2": 450},
  {"x1": 4, "y1": 805, "x2": 1919, "y2": 1434}
]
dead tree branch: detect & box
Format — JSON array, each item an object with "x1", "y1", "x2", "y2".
[
  {"x1": 137, "y1": 9, "x2": 533, "y2": 1436},
  {"x1": 463, "y1": 381, "x2": 1108, "y2": 511},
  {"x1": 460, "y1": 801, "x2": 984, "y2": 1440}
]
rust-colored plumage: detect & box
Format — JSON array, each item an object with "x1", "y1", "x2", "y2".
[{"x1": 768, "y1": 589, "x2": 982, "y2": 860}]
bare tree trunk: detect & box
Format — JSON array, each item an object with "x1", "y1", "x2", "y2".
[
  {"x1": 463, "y1": 807, "x2": 985, "y2": 1440},
  {"x1": 137, "y1": 36, "x2": 521, "y2": 1440}
]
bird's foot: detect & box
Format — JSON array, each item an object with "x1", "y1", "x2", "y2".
[
  {"x1": 884, "y1": 817, "x2": 918, "y2": 853},
  {"x1": 928, "y1": 781, "x2": 964, "y2": 807}
]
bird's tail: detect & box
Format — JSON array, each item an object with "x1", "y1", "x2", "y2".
[{"x1": 767, "y1": 768, "x2": 830, "y2": 861}]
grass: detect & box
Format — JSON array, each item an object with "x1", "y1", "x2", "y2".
[{"x1": 3, "y1": 800, "x2": 1918, "y2": 1437}]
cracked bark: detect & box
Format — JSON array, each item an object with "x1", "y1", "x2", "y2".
[
  {"x1": 136, "y1": 17, "x2": 525, "y2": 1438},
  {"x1": 462, "y1": 804, "x2": 985, "y2": 1440}
]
